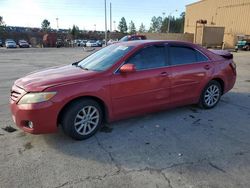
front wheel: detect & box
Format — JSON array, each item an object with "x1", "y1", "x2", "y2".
[
  {"x1": 61, "y1": 99, "x2": 103, "y2": 140},
  {"x1": 199, "y1": 80, "x2": 222, "y2": 109}
]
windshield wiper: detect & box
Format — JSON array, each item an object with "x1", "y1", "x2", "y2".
[
  {"x1": 72, "y1": 62, "x2": 88, "y2": 70},
  {"x1": 72, "y1": 61, "x2": 79, "y2": 66}
]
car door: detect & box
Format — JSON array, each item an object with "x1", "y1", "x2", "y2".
[
  {"x1": 168, "y1": 44, "x2": 213, "y2": 105},
  {"x1": 110, "y1": 45, "x2": 171, "y2": 116}
]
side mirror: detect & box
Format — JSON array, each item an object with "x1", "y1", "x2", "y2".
[{"x1": 119, "y1": 64, "x2": 136, "y2": 73}]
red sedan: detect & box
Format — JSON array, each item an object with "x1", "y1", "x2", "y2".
[{"x1": 10, "y1": 40, "x2": 236, "y2": 140}]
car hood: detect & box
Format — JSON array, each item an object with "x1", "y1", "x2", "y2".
[{"x1": 15, "y1": 65, "x2": 98, "y2": 92}]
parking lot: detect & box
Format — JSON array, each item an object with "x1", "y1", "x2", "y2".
[{"x1": 0, "y1": 47, "x2": 250, "y2": 188}]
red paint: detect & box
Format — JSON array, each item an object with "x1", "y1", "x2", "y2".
[{"x1": 10, "y1": 40, "x2": 236, "y2": 134}]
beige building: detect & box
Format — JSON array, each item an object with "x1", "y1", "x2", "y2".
[{"x1": 184, "y1": 0, "x2": 250, "y2": 48}]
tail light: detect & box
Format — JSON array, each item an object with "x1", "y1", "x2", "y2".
[{"x1": 230, "y1": 61, "x2": 236, "y2": 75}]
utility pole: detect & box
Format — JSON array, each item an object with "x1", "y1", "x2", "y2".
[
  {"x1": 56, "y1": 17, "x2": 59, "y2": 30},
  {"x1": 110, "y1": 2, "x2": 112, "y2": 32},
  {"x1": 167, "y1": 9, "x2": 177, "y2": 33},
  {"x1": 104, "y1": 0, "x2": 107, "y2": 46},
  {"x1": 167, "y1": 15, "x2": 171, "y2": 33},
  {"x1": 113, "y1": 21, "x2": 116, "y2": 31}
]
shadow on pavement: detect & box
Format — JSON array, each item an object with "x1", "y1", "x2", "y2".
[{"x1": 42, "y1": 91, "x2": 250, "y2": 172}]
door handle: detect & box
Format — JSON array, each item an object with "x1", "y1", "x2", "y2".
[
  {"x1": 160, "y1": 72, "x2": 168, "y2": 77},
  {"x1": 204, "y1": 65, "x2": 211, "y2": 70}
]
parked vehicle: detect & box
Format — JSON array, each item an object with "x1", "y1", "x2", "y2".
[
  {"x1": 18, "y1": 40, "x2": 30, "y2": 48},
  {"x1": 10, "y1": 40, "x2": 236, "y2": 140},
  {"x1": 0, "y1": 39, "x2": 3, "y2": 47},
  {"x1": 43, "y1": 33, "x2": 57, "y2": 47},
  {"x1": 86, "y1": 40, "x2": 101, "y2": 47},
  {"x1": 5, "y1": 40, "x2": 17, "y2": 48},
  {"x1": 119, "y1": 34, "x2": 147, "y2": 42},
  {"x1": 96, "y1": 40, "x2": 103, "y2": 47},
  {"x1": 74, "y1": 39, "x2": 82, "y2": 47},
  {"x1": 107, "y1": 39, "x2": 118, "y2": 45},
  {"x1": 56, "y1": 39, "x2": 63, "y2": 48},
  {"x1": 108, "y1": 35, "x2": 147, "y2": 45},
  {"x1": 80, "y1": 40, "x2": 88, "y2": 47},
  {"x1": 235, "y1": 39, "x2": 250, "y2": 51}
]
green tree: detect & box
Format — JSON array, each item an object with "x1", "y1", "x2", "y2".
[
  {"x1": 0, "y1": 16, "x2": 6, "y2": 33},
  {"x1": 149, "y1": 16, "x2": 162, "y2": 33},
  {"x1": 41, "y1": 19, "x2": 51, "y2": 31},
  {"x1": 161, "y1": 17, "x2": 170, "y2": 33},
  {"x1": 118, "y1": 17, "x2": 128, "y2": 33},
  {"x1": 0, "y1": 16, "x2": 4, "y2": 26},
  {"x1": 138, "y1": 23, "x2": 146, "y2": 33},
  {"x1": 70, "y1": 25, "x2": 80, "y2": 39},
  {"x1": 128, "y1": 21, "x2": 136, "y2": 34},
  {"x1": 160, "y1": 12, "x2": 185, "y2": 33}
]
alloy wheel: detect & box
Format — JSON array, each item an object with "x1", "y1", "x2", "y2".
[
  {"x1": 74, "y1": 106, "x2": 100, "y2": 135},
  {"x1": 204, "y1": 84, "x2": 220, "y2": 107}
]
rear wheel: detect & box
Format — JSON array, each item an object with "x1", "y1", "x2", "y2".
[
  {"x1": 199, "y1": 80, "x2": 222, "y2": 109},
  {"x1": 61, "y1": 99, "x2": 103, "y2": 140}
]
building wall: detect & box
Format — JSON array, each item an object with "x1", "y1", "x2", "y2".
[
  {"x1": 184, "y1": 0, "x2": 250, "y2": 47},
  {"x1": 142, "y1": 33, "x2": 194, "y2": 42}
]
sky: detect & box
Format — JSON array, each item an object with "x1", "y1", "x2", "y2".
[{"x1": 0, "y1": 0, "x2": 197, "y2": 31}]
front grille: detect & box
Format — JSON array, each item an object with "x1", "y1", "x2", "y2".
[{"x1": 10, "y1": 85, "x2": 26, "y2": 102}]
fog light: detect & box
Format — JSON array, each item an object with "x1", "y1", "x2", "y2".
[{"x1": 27, "y1": 121, "x2": 33, "y2": 129}]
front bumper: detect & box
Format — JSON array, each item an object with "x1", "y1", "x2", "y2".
[
  {"x1": 10, "y1": 85, "x2": 61, "y2": 134},
  {"x1": 10, "y1": 97, "x2": 59, "y2": 134}
]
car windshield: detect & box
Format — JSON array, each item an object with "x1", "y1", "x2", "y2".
[
  {"x1": 78, "y1": 45, "x2": 134, "y2": 71},
  {"x1": 119, "y1": 36, "x2": 129, "y2": 42}
]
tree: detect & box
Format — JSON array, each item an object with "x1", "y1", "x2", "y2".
[
  {"x1": 0, "y1": 16, "x2": 4, "y2": 26},
  {"x1": 118, "y1": 17, "x2": 128, "y2": 33},
  {"x1": 0, "y1": 16, "x2": 6, "y2": 33},
  {"x1": 70, "y1": 25, "x2": 79, "y2": 39},
  {"x1": 162, "y1": 12, "x2": 185, "y2": 33},
  {"x1": 149, "y1": 16, "x2": 162, "y2": 33},
  {"x1": 41, "y1": 19, "x2": 50, "y2": 31},
  {"x1": 161, "y1": 17, "x2": 170, "y2": 33},
  {"x1": 138, "y1": 23, "x2": 146, "y2": 33},
  {"x1": 128, "y1": 21, "x2": 136, "y2": 34}
]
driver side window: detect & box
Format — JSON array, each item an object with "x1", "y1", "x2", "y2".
[{"x1": 126, "y1": 45, "x2": 166, "y2": 70}]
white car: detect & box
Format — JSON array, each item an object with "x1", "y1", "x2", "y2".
[
  {"x1": 86, "y1": 40, "x2": 99, "y2": 47},
  {"x1": 5, "y1": 40, "x2": 17, "y2": 48}
]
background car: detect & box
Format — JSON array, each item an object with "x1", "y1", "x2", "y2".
[
  {"x1": 18, "y1": 40, "x2": 30, "y2": 48},
  {"x1": 0, "y1": 39, "x2": 3, "y2": 47},
  {"x1": 86, "y1": 40, "x2": 100, "y2": 47},
  {"x1": 5, "y1": 39, "x2": 17, "y2": 48},
  {"x1": 119, "y1": 34, "x2": 147, "y2": 42},
  {"x1": 235, "y1": 39, "x2": 250, "y2": 51},
  {"x1": 96, "y1": 40, "x2": 103, "y2": 47},
  {"x1": 108, "y1": 35, "x2": 147, "y2": 45},
  {"x1": 80, "y1": 40, "x2": 88, "y2": 47},
  {"x1": 10, "y1": 40, "x2": 236, "y2": 140}
]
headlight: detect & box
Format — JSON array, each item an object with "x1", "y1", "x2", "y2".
[{"x1": 18, "y1": 92, "x2": 57, "y2": 104}]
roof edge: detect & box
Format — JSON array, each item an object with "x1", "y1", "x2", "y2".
[{"x1": 186, "y1": 0, "x2": 204, "y2": 7}]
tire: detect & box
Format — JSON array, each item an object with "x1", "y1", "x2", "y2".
[
  {"x1": 61, "y1": 99, "x2": 103, "y2": 140},
  {"x1": 199, "y1": 80, "x2": 222, "y2": 109}
]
